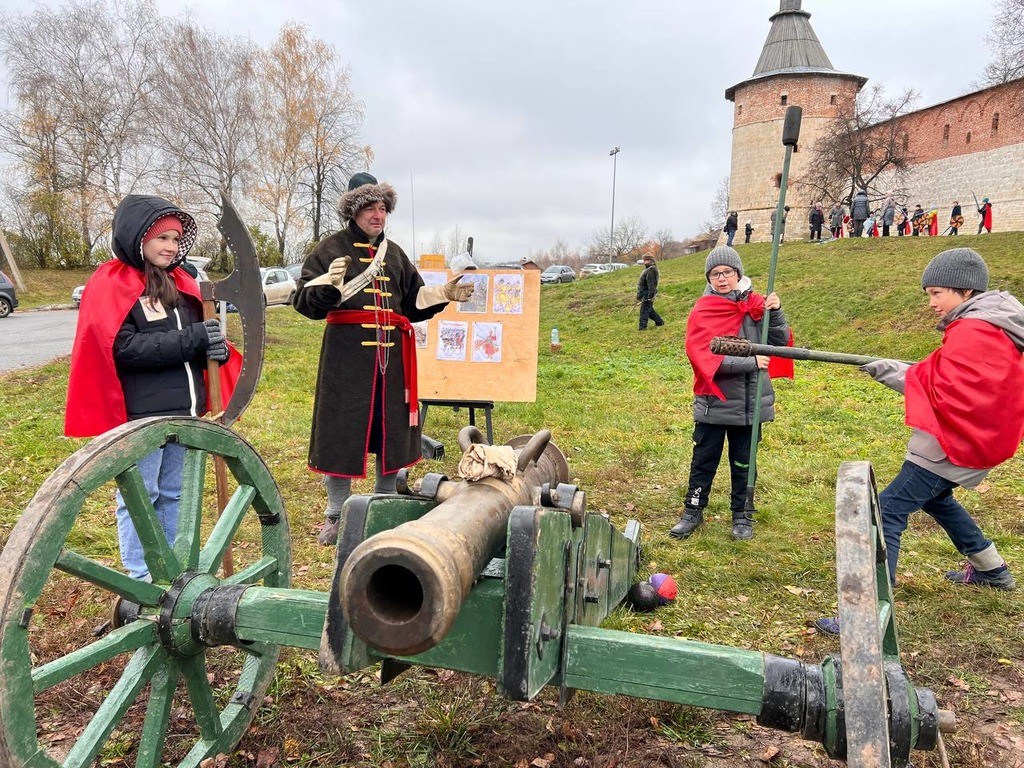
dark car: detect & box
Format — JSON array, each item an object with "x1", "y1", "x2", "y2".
[
  {"x1": 0, "y1": 271, "x2": 18, "y2": 317},
  {"x1": 540, "y1": 265, "x2": 575, "y2": 284}
]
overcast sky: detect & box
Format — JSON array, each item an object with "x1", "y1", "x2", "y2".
[{"x1": 1, "y1": 0, "x2": 998, "y2": 263}]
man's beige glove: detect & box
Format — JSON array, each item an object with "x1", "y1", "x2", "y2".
[
  {"x1": 301, "y1": 256, "x2": 351, "y2": 289},
  {"x1": 415, "y1": 274, "x2": 475, "y2": 309},
  {"x1": 444, "y1": 275, "x2": 474, "y2": 302}
]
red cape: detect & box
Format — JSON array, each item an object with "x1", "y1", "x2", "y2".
[
  {"x1": 980, "y1": 203, "x2": 993, "y2": 230},
  {"x1": 905, "y1": 318, "x2": 1024, "y2": 469},
  {"x1": 65, "y1": 260, "x2": 241, "y2": 437},
  {"x1": 685, "y1": 293, "x2": 794, "y2": 400}
]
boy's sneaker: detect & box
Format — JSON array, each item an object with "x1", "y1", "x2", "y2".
[
  {"x1": 814, "y1": 616, "x2": 840, "y2": 635},
  {"x1": 945, "y1": 562, "x2": 1017, "y2": 591}
]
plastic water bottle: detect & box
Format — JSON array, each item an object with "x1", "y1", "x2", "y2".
[{"x1": 550, "y1": 327, "x2": 561, "y2": 353}]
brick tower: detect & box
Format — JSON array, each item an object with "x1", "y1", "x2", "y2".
[{"x1": 725, "y1": 0, "x2": 866, "y2": 242}]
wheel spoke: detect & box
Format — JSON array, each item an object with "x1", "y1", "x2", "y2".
[
  {"x1": 116, "y1": 465, "x2": 182, "y2": 582},
  {"x1": 55, "y1": 548, "x2": 165, "y2": 606},
  {"x1": 198, "y1": 484, "x2": 257, "y2": 575},
  {"x1": 135, "y1": 659, "x2": 181, "y2": 768},
  {"x1": 62, "y1": 645, "x2": 165, "y2": 768},
  {"x1": 32, "y1": 621, "x2": 157, "y2": 694},
  {"x1": 180, "y1": 654, "x2": 223, "y2": 741},
  {"x1": 221, "y1": 556, "x2": 279, "y2": 586},
  {"x1": 174, "y1": 447, "x2": 208, "y2": 570}
]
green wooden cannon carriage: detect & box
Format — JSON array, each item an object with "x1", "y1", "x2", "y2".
[{"x1": 0, "y1": 416, "x2": 951, "y2": 768}]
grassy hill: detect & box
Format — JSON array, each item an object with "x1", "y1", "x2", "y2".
[{"x1": 1, "y1": 233, "x2": 1022, "y2": 766}]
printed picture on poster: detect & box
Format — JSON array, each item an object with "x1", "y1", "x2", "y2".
[
  {"x1": 420, "y1": 270, "x2": 448, "y2": 287},
  {"x1": 413, "y1": 321, "x2": 428, "y2": 349},
  {"x1": 492, "y1": 273, "x2": 524, "y2": 315},
  {"x1": 455, "y1": 273, "x2": 489, "y2": 314},
  {"x1": 472, "y1": 322, "x2": 503, "y2": 363},
  {"x1": 436, "y1": 321, "x2": 468, "y2": 361}
]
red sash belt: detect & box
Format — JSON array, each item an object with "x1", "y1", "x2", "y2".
[{"x1": 327, "y1": 309, "x2": 419, "y2": 426}]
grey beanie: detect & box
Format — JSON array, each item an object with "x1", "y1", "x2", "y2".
[
  {"x1": 705, "y1": 246, "x2": 743, "y2": 280},
  {"x1": 921, "y1": 248, "x2": 989, "y2": 292}
]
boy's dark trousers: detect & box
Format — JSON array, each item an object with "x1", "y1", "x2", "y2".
[
  {"x1": 683, "y1": 422, "x2": 755, "y2": 514},
  {"x1": 639, "y1": 300, "x2": 664, "y2": 330}
]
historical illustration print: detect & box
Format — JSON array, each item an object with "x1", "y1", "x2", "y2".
[
  {"x1": 492, "y1": 273, "x2": 524, "y2": 314},
  {"x1": 472, "y1": 322, "x2": 503, "y2": 363},
  {"x1": 455, "y1": 273, "x2": 489, "y2": 314},
  {"x1": 413, "y1": 321, "x2": 428, "y2": 349},
  {"x1": 436, "y1": 321, "x2": 469, "y2": 361}
]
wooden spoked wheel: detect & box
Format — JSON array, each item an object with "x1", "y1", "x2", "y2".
[{"x1": 0, "y1": 417, "x2": 291, "y2": 768}]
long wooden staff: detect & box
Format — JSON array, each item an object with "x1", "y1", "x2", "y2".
[{"x1": 743, "y1": 106, "x2": 802, "y2": 529}]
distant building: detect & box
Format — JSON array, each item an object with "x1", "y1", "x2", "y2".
[{"x1": 725, "y1": 0, "x2": 1023, "y2": 241}]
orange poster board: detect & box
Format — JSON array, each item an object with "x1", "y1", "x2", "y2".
[{"x1": 415, "y1": 268, "x2": 540, "y2": 402}]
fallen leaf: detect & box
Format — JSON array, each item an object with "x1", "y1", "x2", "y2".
[
  {"x1": 646, "y1": 619, "x2": 664, "y2": 632},
  {"x1": 759, "y1": 745, "x2": 780, "y2": 762}
]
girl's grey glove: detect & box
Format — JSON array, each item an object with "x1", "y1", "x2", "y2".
[
  {"x1": 207, "y1": 341, "x2": 229, "y2": 363},
  {"x1": 203, "y1": 318, "x2": 225, "y2": 347}
]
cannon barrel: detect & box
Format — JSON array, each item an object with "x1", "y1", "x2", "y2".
[
  {"x1": 340, "y1": 428, "x2": 569, "y2": 656},
  {"x1": 710, "y1": 335, "x2": 889, "y2": 366}
]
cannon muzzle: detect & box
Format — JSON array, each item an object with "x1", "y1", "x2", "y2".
[
  {"x1": 340, "y1": 428, "x2": 570, "y2": 656},
  {"x1": 710, "y1": 335, "x2": 893, "y2": 366}
]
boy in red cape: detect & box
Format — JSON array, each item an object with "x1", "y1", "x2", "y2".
[
  {"x1": 816, "y1": 248, "x2": 1023, "y2": 635},
  {"x1": 673, "y1": 246, "x2": 792, "y2": 541},
  {"x1": 66, "y1": 194, "x2": 239, "y2": 579}
]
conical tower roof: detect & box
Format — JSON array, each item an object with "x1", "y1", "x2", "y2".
[{"x1": 726, "y1": 1, "x2": 865, "y2": 100}]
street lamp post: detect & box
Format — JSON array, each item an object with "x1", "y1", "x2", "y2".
[{"x1": 609, "y1": 146, "x2": 620, "y2": 263}]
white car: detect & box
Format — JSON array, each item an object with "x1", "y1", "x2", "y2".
[{"x1": 259, "y1": 267, "x2": 296, "y2": 306}]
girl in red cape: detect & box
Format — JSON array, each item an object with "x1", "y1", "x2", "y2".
[
  {"x1": 673, "y1": 246, "x2": 792, "y2": 541},
  {"x1": 65, "y1": 194, "x2": 234, "y2": 580},
  {"x1": 816, "y1": 248, "x2": 1023, "y2": 635}
]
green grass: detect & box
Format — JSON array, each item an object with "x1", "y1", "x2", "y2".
[
  {"x1": 4, "y1": 266, "x2": 93, "y2": 309},
  {"x1": 1, "y1": 232, "x2": 1023, "y2": 766}
]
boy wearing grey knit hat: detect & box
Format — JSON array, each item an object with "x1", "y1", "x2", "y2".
[
  {"x1": 816, "y1": 247, "x2": 1024, "y2": 635},
  {"x1": 675, "y1": 246, "x2": 791, "y2": 541}
]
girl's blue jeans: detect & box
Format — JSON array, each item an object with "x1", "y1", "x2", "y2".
[
  {"x1": 881, "y1": 461, "x2": 991, "y2": 584},
  {"x1": 115, "y1": 443, "x2": 186, "y2": 579}
]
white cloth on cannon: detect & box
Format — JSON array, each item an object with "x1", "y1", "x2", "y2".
[{"x1": 457, "y1": 444, "x2": 517, "y2": 482}]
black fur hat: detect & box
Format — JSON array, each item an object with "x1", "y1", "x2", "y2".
[{"x1": 338, "y1": 172, "x2": 397, "y2": 221}]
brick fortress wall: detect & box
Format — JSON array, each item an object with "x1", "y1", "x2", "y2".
[
  {"x1": 727, "y1": 74, "x2": 862, "y2": 243},
  {"x1": 872, "y1": 78, "x2": 1024, "y2": 233}
]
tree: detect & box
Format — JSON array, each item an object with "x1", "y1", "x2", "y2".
[
  {"x1": 652, "y1": 228, "x2": 675, "y2": 259},
  {"x1": 981, "y1": 0, "x2": 1024, "y2": 85},
  {"x1": 701, "y1": 176, "x2": 730, "y2": 235},
  {"x1": 800, "y1": 84, "x2": 919, "y2": 206},
  {"x1": 586, "y1": 215, "x2": 649, "y2": 263}
]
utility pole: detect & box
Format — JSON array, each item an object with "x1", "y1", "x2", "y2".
[{"x1": 609, "y1": 146, "x2": 620, "y2": 263}]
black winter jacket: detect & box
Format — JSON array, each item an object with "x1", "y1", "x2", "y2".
[{"x1": 636, "y1": 264, "x2": 659, "y2": 301}]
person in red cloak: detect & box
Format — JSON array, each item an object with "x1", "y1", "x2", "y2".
[
  {"x1": 65, "y1": 194, "x2": 237, "y2": 580},
  {"x1": 977, "y1": 197, "x2": 993, "y2": 234},
  {"x1": 816, "y1": 248, "x2": 1023, "y2": 635},
  {"x1": 673, "y1": 246, "x2": 792, "y2": 541}
]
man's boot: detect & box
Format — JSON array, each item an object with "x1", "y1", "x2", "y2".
[
  {"x1": 732, "y1": 509, "x2": 754, "y2": 541},
  {"x1": 317, "y1": 517, "x2": 340, "y2": 546},
  {"x1": 669, "y1": 508, "x2": 703, "y2": 539}
]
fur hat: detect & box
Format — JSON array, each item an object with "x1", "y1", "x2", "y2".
[
  {"x1": 338, "y1": 172, "x2": 397, "y2": 221},
  {"x1": 705, "y1": 246, "x2": 743, "y2": 280},
  {"x1": 921, "y1": 248, "x2": 989, "y2": 292}
]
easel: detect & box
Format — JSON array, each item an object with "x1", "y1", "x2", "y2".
[{"x1": 419, "y1": 399, "x2": 495, "y2": 445}]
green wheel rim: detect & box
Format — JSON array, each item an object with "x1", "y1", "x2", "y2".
[{"x1": 0, "y1": 416, "x2": 290, "y2": 768}]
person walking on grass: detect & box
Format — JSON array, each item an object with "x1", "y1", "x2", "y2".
[
  {"x1": 636, "y1": 253, "x2": 665, "y2": 330},
  {"x1": 816, "y1": 248, "x2": 1024, "y2": 635},
  {"x1": 293, "y1": 173, "x2": 474, "y2": 546},
  {"x1": 671, "y1": 247, "x2": 791, "y2": 541},
  {"x1": 724, "y1": 211, "x2": 739, "y2": 247},
  {"x1": 744, "y1": 219, "x2": 754, "y2": 244},
  {"x1": 808, "y1": 202, "x2": 825, "y2": 241},
  {"x1": 977, "y1": 197, "x2": 993, "y2": 234},
  {"x1": 65, "y1": 195, "x2": 236, "y2": 580}
]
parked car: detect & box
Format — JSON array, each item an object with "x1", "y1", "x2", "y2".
[
  {"x1": 540, "y1": 265, "x2": 575, "y2": 284},
  {"x1": 72, "y1": 265, "x2": 210, "y2": 309},
  {"x1": 579, "y1": 263, "x2": 605, "y2": 278},
  {"x1": 602, "y1": 262, "x2": 630, "y2": 272},
  {"x1": 0, "y1": 271, "x2": 18, "y2": 317},
  {"x1": 286, "y1": 263, "x2": 303, "y2": 281},
  {"x1": 260, "y1": 267, "x2": 296, "y2": 306}
]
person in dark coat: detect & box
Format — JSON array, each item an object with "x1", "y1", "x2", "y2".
[
  {"x1": 850, "y1": 190, "x2": 870, "y2": 237},
  {"x1": 911, "y1": 204, "x2": 926, "y2": 236},
  {"x1": 636, "y1": 253, "x2": 664, "y2": 330},
  {"x1": 724, "y1": 211, "x2": 739, "y2": 246},
  {"x1": 66, "y1": 195, "x2": 233, "y2": 579},
  {"x1": 294, "y1": 173, "x2": 474, "y2": 545},
  {"x1": 949, "y1": 201, "x2": 963, "y2": 235},
  {"x1": 808, "y1": 203, "x2": 825, "y2": 241},
  {"x1": 880, "y1": 193, "x2": 896, "y2": 237},
  {"x1": 744, "y1": 219, "x2": 754, "y2": 244},
  {"x1": 672, "y1": 247, "x2": 791, "y2": 541}
]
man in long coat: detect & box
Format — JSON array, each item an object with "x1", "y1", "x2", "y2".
[{"x1": 294, "y1": 173, "x2": 473, "y2": 544}]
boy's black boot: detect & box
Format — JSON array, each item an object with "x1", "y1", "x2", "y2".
[
  {"x1": 732, "y1": 510, "x2": 754, "y2": 541},
  {"x1": 669, "y1": 507, "x2": 703, "y2": 539}
]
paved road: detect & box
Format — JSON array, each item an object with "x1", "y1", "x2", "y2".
[{"x1": 0, "y1": 309, "x2": 78, "y2": 374}]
